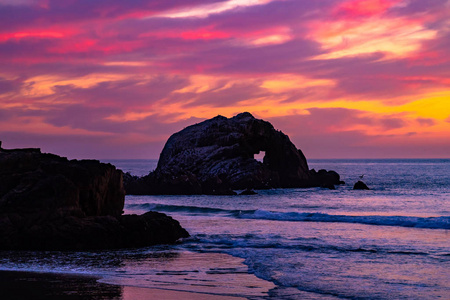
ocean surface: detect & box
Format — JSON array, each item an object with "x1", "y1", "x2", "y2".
[{"x1": 1, "y1": 159, "x2": 449, "y2": 299}]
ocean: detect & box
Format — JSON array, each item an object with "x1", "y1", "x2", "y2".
[{"x1": 1, "y1": 159, "x2": 449, "y2": 299}]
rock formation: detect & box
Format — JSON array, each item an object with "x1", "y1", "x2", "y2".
[
  {"x1": 125, "y1": 112, "x2": 343, "y2": 195},
  {"x1": 353, "y1": 180, "x2": 370, "y2": 190},
  {"x1": 0, "y1": 144, "x2": 189, "y2": 250}
]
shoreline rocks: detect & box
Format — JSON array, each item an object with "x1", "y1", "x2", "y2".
[
  {"x1": 125, "y1": 112, "x2": 344, "y2": 195},
  {"x1": 0, "y1": 144, "x2": 189, "y2": 250}
]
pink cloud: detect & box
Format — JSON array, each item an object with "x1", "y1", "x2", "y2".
[{"x1": 334, "y1": 0, "x2": 401, "y2": 18}]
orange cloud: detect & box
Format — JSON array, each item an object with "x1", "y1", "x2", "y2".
[{"x1": 310, "y1": 16, "x2": 437, "y2": 60}]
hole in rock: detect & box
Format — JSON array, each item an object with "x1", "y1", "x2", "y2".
[{"x1": 254, "y1": 151, "x2": 266, "y2": 162}]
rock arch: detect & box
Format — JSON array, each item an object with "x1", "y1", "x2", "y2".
[
  {"x1": 124, "y1": 112, "x2": 342, "y2": 195},
  {"x1": 128, "y1": 113, "x2": 309, "y2": 194}
]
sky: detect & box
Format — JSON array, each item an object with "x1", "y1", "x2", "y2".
[{"x1": 0, "y1": 0, "x2": 449, "y2": 159}]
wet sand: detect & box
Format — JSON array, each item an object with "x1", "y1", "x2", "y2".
[{"x1": 0, "y1": 270, "x2": 246, "y2": 300}]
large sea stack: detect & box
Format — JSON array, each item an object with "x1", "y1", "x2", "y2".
[
  {"x1": 0, "y1": 144, "x2": 189, "y2": 250},
  {"x1": 125, "y1": 112, "x2": 342, "y2": 195}
]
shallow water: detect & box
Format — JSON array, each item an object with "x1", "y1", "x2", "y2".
[{"x1": 1, "y1": 159, "x2": 449, "y2": 299}]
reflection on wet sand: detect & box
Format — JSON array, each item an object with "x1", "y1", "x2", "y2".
[{"x1": 0, "y1": 270, "x2": 247, "y2": 300}]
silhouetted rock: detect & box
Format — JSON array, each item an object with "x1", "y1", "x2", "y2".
[
  {"x1": 353, "y1": 181, "x2": 370, "y2": 190},
  {"x1": 309, "y1": 169, "x2": 342, "y2": 189},
  {"x1": 119, "y1": 211, "x2": 189, "y2": 248},
  {"x1": 125, "y1": 112, "x2": 342, "y2": 195},
  {"x1": 0, "y1": 145, "x2": 189, "y2": 250}
]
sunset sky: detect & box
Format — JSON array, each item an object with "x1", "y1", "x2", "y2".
[{"x1": 0, "y1": 0, "x2": 449, "y2": 159}]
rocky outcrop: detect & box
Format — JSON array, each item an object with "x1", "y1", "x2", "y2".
[
  {"x1": 0, "y1": 148, "x2": 124, "y2": 217},
  {"x1": 309, "y1": 169, "x2": 345, "y2": 189},
  {"x1": 125, "y1": 112, "x2": 343, "y2": 195},
  {"x1": 353, "y1": 181, "x2": 370, "y2": 190},
  {"x1": 0, "y1": 145, "x2": 189, "y2": 250}
]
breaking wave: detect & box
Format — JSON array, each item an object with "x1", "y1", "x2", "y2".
[
  {"x1": 238, "y1": 210, "x2": 450, "y2": 230},
  {"x1": 127, "y1": 203, "x2": 450, "y2": 230}
]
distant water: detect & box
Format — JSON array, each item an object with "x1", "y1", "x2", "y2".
[
  {"x1": 103, "y1": 159, "x2": 158, "y2": 177},
  {"x1": 1, "y1": 159, "x2": 449, "y2": 299}
]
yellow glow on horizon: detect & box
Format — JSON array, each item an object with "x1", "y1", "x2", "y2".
[
  {"x1": 300, "y1": 90, "x2": 450, "y2": 119},
  {"x1": 150, "y1": 88, "x2": 450, "y2": 138},
  {"x1": 399, "y1": 92, "x2": 450, "y2": 120}
]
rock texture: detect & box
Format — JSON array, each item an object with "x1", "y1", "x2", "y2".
[
  {"x1": 0, "y1": 145, "x2": 189, "y2": 250},
  {"x1": 125, "y1": 112, "x2": 343, "y2": 195}
]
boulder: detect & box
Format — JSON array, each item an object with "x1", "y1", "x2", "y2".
[
  {"x1": 0, "y1": 145, "x2": 189, "y2": 250},
  {"x1": 353, "y1": 181, "x2": 370, "y2": 190},
  {"x1": 125, "y1": 112, "x2": 342, "y2": 195}
]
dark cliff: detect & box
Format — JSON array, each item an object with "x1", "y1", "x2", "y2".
[{"x1": 0, "y1": 145, "x2": 189, "y2": 250}]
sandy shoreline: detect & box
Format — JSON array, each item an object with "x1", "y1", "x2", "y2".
[{"x1": 0, "y1": 270, "x2": 246, "y2": 300}]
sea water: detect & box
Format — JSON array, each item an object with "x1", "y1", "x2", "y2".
[{"x1": 1, "y1": 159, "x2": 449, "y2": 299}]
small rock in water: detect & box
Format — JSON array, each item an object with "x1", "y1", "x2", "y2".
[
  {"x1": 353, "y1": 180, "x2": 370, "y2": 190},
  {"x1": 239, "y1": 189, "x2": 257, "y2": 195}
]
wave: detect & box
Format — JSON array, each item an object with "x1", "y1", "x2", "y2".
[
  {"x1": 127, "y1": 203, "x2": 449, "y2": 229},
  {"x1": 127, "y1": 203, "x2": 239, "y2": 215},
  {"x1": 238, "y1": 210, "x2": 450, "y2": 230},
  {"x1": 185, "y1": 234, "x2": 441, "y2": 258}
]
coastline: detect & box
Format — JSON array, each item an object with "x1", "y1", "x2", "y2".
[{"x1": 0, "y1": 270, "x2": 246, "y2": 300}]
